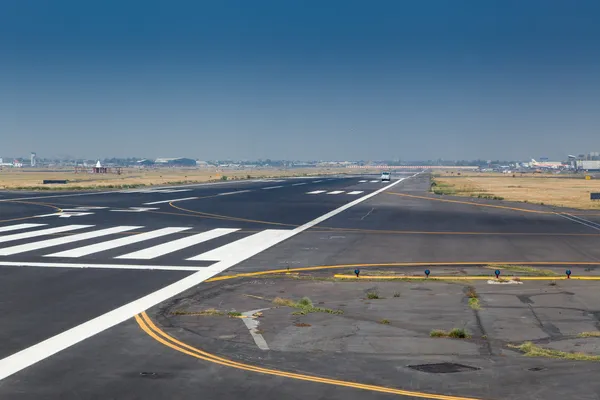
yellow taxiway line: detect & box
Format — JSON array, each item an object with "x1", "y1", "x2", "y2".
[
  {"x1": 333, "y1": 274, "x2": 600, "y2": 281},
  {"x1": 135, "y1": 311, "x2": 480, "y2": 400}
]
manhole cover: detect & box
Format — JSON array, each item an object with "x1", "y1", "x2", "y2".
[{"x1": 408, "y1": 363, "x2": 480, "y2": 373}]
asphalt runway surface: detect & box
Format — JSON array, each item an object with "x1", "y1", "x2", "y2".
[{"x1": 1, "y1": 172, "x2": 600, "y2": 399}]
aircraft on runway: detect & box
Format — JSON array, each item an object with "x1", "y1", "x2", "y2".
[{"x1": 529, "y1": 159, "x2": 565, "y2": 169}]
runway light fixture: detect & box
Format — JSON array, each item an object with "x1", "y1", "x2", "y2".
[
  {"x1": 354, "y1": 269, "x2": 360, "y2": 278},
  {"x1": 566, "y1": 269, "x2": 572, "y2": 279},
  {"x1": 424, "y1": 269, "x2": 430, "y2": 278},
  {"x1": 494, "y1": 270, "x2": 501, "y2": 279}
]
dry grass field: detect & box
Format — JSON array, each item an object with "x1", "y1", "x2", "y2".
[
  {"x1": 433, "y1": 173, "x2": 600, "y2": 209},
  {"x1": 0, "y1": 167, "x2": 348, "y2": 190}
]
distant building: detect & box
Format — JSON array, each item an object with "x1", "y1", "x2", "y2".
[{"x1": 154, "y1": 157, "x2": 197, "y2": 167}]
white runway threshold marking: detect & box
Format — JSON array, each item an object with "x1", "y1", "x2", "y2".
[
  {"x1": 306, "y1": 190, "x2": 326, "y2": 194},
  {"x1": 0, "y1": 173, "x2": 417, "y2": 381},
  {"x1": 188, "y1": 230, "x2": 287, "y2": 261},
  {"x1": 116, "y1": 228, "x2": 239, "y2": 260},
  {"x1": 0, "y1": 223, "x2": 46, "y2": 234},
  {"x1": 326, "y1": 191, "x2": 344, "y2": 195},
  {"x1": 347, "y1": 191, "x2": 364, "y2": 195},
  {"x1": 0, "y1": 226, "x2": 141, "y2": 256},
  {"x1": 45, "y1": 227, "x2": 192, "y2": 258},
  {"x1": 0, "y1": 225, "x2": 91, "y2": 245}
]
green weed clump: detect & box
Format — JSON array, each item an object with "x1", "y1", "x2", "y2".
[
  {"x1": 273, "y1": 296, "x2": 343, "y2": 315},
  {"x1": 509, "y1": 342, "x2": 600, "y2": 361}
]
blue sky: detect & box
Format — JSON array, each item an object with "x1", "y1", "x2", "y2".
[{"x1": 1, "y1": 0, "x2": 600, "y2": 160}]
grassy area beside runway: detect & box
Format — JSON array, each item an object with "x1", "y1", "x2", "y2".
[
  {"x1": 0, "y1": 167, "x2": 349, "y2": 190},
  {"x1": 430, "y1": 172, "x2": 600, "y2": 209}
]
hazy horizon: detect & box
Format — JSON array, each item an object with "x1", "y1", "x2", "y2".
[{"x1": 2, "y1": 1, "x2": 600, "y2": 161}]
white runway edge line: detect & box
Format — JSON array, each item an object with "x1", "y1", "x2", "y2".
[
  {"x1": 0, "y1": 172, "x2": 418, "y2": 381},
  {"x1": 558, "y1": 213, "x2": 600, "y2": 232},
  {"x1": 0, "y1": 261, "x2": 203, "y2": 271},
  {"x1": 143, "y1": 197, "x2": 199, "y2": 205}
]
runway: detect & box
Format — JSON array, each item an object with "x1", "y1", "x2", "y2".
[{"x1": 1, "y1": 172, "x2": 599, "y2": 399}]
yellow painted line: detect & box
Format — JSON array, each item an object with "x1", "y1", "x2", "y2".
[
  {"x1": 169, "y1": 202, "x2": 297, "y2": 227},
  {"x1": 0, "y1": 200, "x2": 63, "y2": 223},
  {"x1": 136, "y1": 312, "x2": 480, "y2": 400},
  {"x1": 387, "y1": 192, "x2": 553, "y2": 214},
  {"x1": 333, "y1": 274, "x2": 600, "y2": 281},
  {"x1": 206, "y1": 261, "x2": 600, "y2": 282}
]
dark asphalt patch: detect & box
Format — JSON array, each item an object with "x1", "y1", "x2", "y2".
[{"x1": 408, "y1": 363, "x2": 481, "y2": 374}]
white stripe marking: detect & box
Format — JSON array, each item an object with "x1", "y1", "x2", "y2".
[
  {"x1": 291, "y1": 182, "x2": 307, "y2": 186},
  {"x1": 218, "y1": 190, "x2": 252, "y2": 196},
  {"x1": 110, "y1": 207, "x2": 159, "y2": 213},
  {"x1": 117, "y1": 228, "x2": 239, "y2": 260},
  {"x1": 143, "y1": 197, "x2": 198, "y2": 205},
  {"x1": 347, "y1": 191, "x2": 364, "y2": 195},
  {"x1": 0, "y1": 224, "x2": 46, "y2": 234},
  {"x1": 306, "y1": 190, "x2": 326, "y2": 194},
  {"x1": 358, "y1": 180, "x2": 367, "y2": 183},
  {"x1": 0, "y1": 225, "x2": 91, "y2": 245},
  {"x1": 327, "y1": 191, "x2": 344, "y2": 195},
  {"x1": 241, "y1": 308, "x2": 270, "y2": 350},
  {"x1": 0, "y1": 261, "x2": 203, "y2": 271},
  {"x1": 154, "y1": 189, "x2": 193, "y2": 193},
  {"x1": 0, "y1": 226, "x2": 141, "y2": 256},
  {"x1": 558, "y1": 213, "x2": 600, "y2": 231},
  {"x1": 45, "y1": 227, "x2": 191, "y2": 258},
  {"x1": 312, "y1": 180, "x2": 323, "y2": 183},
  {"x1": 188, "y1": 230, "x2": 289, "y2": 261},
  {"x1": 144, "y1": 197, "x2": 197, "y2": 206},
  {"x1": 0, "y1": 173, "x2": 418, "y2": 381},
  {"x1": 262, "y1": 186, "x2": 283, "y2": 190},
  {"x1": 370, "y1": 180, "x2": 379, "y2": 182}
]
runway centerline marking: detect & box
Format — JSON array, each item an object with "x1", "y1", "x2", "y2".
[
  {"x1": 144, "y1": 197, "x2": 198, "y2": 205},
  {"x1": 262, "y1": 186, "x2": 284, "y2": 190},
  {"x1": 0, "y1": 173, "x2": 418, "y2": 382},
  {"x1": 217, "y1": 190, "x2": 252, "y2": 196}
]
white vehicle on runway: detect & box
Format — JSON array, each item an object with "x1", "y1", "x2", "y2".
[{"x1": 381, "y1": 172, "x2": 391, "y2": 181}]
